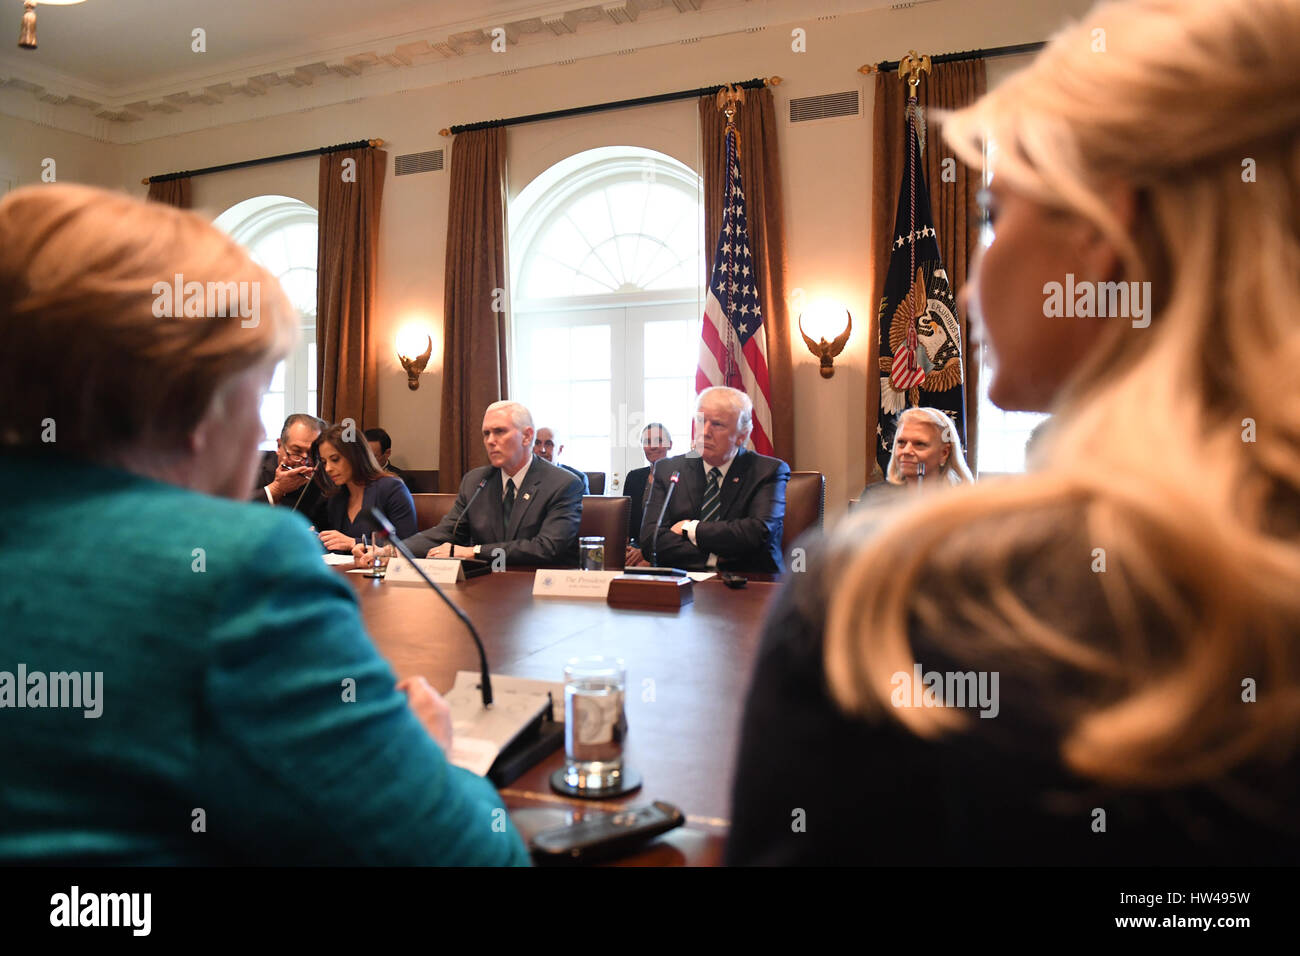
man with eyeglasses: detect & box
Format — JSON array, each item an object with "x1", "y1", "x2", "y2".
[{"x1": 251, "y1": 413, "x2": 328, "y2": 527}]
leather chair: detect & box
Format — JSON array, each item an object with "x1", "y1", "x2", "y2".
[
  {"x1": 411, "y1": 493, "x2": 457, "y2": 533},
  {"x1": 585, "y1": 472, "x2": 606, "y2": 495},
  {"x1": 782, "y1": 471, "x2": 826, "y2": 556},
  {"x1": 578, "y1": 495, "x2": 629, "y2": 570}
]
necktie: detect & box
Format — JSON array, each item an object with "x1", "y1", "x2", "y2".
[
  {"x1": 701, "y1": 467, "x2": 722, "y2": 523},
  {"x1": 502, "y1": 479, "x2": 516, "y2": 523}
]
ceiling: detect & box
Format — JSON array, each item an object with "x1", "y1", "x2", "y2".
[{"x1": 0, "y1": 0, "x2": 901, "y2": 140}]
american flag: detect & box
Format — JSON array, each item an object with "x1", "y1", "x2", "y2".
[{"x1": 695, "y1": 121, "x2": 775, "y2": 457}]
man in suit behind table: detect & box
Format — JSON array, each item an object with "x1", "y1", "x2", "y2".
[
  {"x1": 399, "y1": 401, "x2": 583, "y2": 567},
  {"x1": 624, "y1": 422, "x2": 673, "y2": 566},
  {"x1": 251, "y1": 412, "x2": 328, "y2": 528},
  {"x1": 640, "y1": 386, "x2": 789, "y2": 573}
]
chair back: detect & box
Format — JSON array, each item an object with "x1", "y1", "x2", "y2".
[
  {"x1": 578, "y1": 495, "x2": 629, "y2": 570},
  {"x1": 411, "y1": 493, "x2": 457, "y2": 532},
  {"x1": 782, "y1": 471, "x2": 826, "y2": 555},
  {"x1": 585, "y1": 472, "x2": 606, "y2": 495}
]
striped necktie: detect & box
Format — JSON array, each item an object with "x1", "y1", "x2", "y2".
[{"x1": 701, "y1": 467, "x2": 722, "y2": 523}]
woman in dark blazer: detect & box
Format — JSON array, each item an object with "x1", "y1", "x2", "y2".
[{"x1": 313, "y1": 424, "x2": 417, "y2": 552}]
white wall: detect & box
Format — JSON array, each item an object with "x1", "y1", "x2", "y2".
[{"x1": 0, "y1": 0, "x2": 1094, "y2": 522}]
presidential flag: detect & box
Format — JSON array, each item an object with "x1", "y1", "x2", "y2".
[
  {"x1": 876, "y1": 98, "x2": 966, "y2": 475},
  {"x1": 695, "y1": 118, "x2": 775, "y2": 457}
]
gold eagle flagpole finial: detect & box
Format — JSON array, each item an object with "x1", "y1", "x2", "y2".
[
  {"x1": 716, "y1": 83, "x2": 746, "y2": 125},
  {"x1": 898, "y1": 50, "x2": 932, "y2": 94}
]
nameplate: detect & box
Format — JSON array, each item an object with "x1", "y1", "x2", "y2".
[
  {"x1": 532, "y1": 569, "x2": 623, "y2": 598},
  {"x1": 385, "y1": 556, "x2": 466, "y2": 585}
]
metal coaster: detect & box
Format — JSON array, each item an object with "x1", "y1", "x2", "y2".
[{"x1": 550, "y1": 767, "x2": 643, "y2": 799}]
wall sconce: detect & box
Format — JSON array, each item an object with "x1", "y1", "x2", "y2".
[
  {"x1": 19, "y1": 0, "x2": 88, "y2": 51},
  {"x1": 798, "y1": 301, "x2": 852, "y2": 379},
  {"x1": 396, "y1": 327, "x2": 433, "y2": 391}
]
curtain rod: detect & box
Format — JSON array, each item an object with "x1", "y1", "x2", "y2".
[
  {"x1": 141, "y1": 138, "x2": 385, "y2": 185},
  {"x1": 440, "y1": 77, "x2": 778, "y2": 136},
  {"x1": 860, "y1": 41, "x2": 1046, "y2": 75}
]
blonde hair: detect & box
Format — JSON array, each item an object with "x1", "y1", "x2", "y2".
[
  {"x1": 0, "y1": 184, "x2": 296, "y2": 461},
  {"x1": 885, "y1": 407, "x2": 974, "y2": 486},
  {"x1": 824, "y1": 0, "x2": 1300, "y2": 788}
]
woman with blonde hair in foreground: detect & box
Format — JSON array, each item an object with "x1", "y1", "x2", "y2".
[
  {"x1": 728, "y1": 0, "x2": 1300, "y2": 865},
  {"x1": 0, "y1": 185, "x2": 527, "y2": 865}
]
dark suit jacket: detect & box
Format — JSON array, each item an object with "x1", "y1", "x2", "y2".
[
  {"x1": 623, "y1": 465, "x2": 653, "y2": 546},
  {"x1": 558, "y1": 462, "x2": 590, "y2": 494},
  {"x1": 322, "y1": 476, "x2": 417, "y2": 550},
  {"x1": 250, "y1": 450, "x2": 327, "y2": 528},
  {"x1": 403, "y1": 456, "x2": 583, "y2": 567},
  {"x1": 640, "y1": 449, "x2": 790, "y2": 572}
]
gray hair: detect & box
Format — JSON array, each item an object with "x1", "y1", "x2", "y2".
[
  {"x1": 484, "y1": 400, "x2": 534, "y2": 433},
  {"x1": 280, "y1": 413, "x2": 326, "y2": 444},
  {"x1": 695, "y1": 386, "x2": 752, "y2": 435}
]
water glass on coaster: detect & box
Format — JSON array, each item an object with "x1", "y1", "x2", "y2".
[
  {"x1": 579, "y1": 536, "x2": 606, "y2": 571},
  {"x1": 551, "y1": 656, "x2": 641, "y2": 798},
  {"x1": 363, "y1": 532, "x2": 391, "y2": 579}
]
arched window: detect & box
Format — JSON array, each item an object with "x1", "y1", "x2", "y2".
[
  {"x1": 213, "y1": 196, "x2": 318, "y2": 450},
  {"x1": 510, "y1": 147, "x2": 704, "y2": 491}
]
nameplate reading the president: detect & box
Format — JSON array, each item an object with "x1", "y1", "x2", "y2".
[{"x1": 532, "y1": 570, "x2": 623, "y2": 598}]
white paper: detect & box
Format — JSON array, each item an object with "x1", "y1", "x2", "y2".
[
  {"x1": 531, "y1": 569, "x2": 622, "y2": 598},
  {"x1": 322, "y1": 553, "x2": 355, "y2": 566},
  {"x1": 442, "y1": 672, "x2": 562, "y2": 777},
  {"x1": 685, "y1": 571, "x2": 717, "y2": 582}
]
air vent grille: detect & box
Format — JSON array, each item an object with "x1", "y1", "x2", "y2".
[
  {"x1": 789, "y1": 90, "x2": 860, "y2": 124},
  {"x1": 395, "y1": 149, "x2": 444, "y2": 175}
]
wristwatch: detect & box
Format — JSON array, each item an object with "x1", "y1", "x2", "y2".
[{"x1": 473, "y1": 544, "x2": 482, "y2": 557}]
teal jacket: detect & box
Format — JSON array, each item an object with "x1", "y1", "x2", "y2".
[{"x1": 0, "y1": 452, "x2": 530, "y2": 866}]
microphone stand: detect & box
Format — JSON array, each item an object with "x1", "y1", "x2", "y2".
[
  {"x1": 650, "y1": 471, "x2": 681, "y2": 568},
  {"x1": 371, "y1": 508, "x2": 493, "y2": 708}
]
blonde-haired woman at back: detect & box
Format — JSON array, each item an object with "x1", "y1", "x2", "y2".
[
  {"x1": 861, "y1": 407, "x2": 974, "y2": 507},
  {"x1": 728, "y1": 0, "x2": 1300, "y2": 865}
]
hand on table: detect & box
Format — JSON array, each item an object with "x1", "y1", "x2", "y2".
[
  {"x1": 427, "y1": 543, "x2": 474, "y2": 559},
  {"x1": 397, "y1": 676, "x2": 453, "y2": 752},
  {"x1": 625, "y1": 546, "x2": 647, "y2": 567},
  {"x1": 318, "y1": 530, "x2": 355, "y2": 552}
]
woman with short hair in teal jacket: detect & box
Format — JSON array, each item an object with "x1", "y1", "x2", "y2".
[{"x1": 0, "y1": 184, "x2": 529, "y2": 866}]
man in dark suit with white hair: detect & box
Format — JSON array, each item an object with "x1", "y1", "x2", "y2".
[
  {"x1": 640, "y1": 387, "x2": 789, "y2": 573},
  {"x1": 402, "y1": 401, "x2": 584, "y2": 567}
]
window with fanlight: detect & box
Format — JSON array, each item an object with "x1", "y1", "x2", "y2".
[
  {"x1": 510, "y1": 147, "x2": 705, "y2": 493},
  {"x1": 212, "y1": 195, "x2": 318, "y2": 450}
]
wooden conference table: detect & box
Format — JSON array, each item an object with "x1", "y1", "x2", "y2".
[{"x1": 345, "y1": 568, "x2": 781, "y2": 866}]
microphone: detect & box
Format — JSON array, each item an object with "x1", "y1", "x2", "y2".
[
  {"x1": 289, "y1": 459, "x2": 322, "y2": 514},
  {"x1": 451, "y1": 474, "x2": 491, "y2": 549},
  {"x1": 650, "y1": 471, "x2": 681, "y2": 568},
  {"x1": 371, "y1": 508, "x2": 493, "y2": 709}
]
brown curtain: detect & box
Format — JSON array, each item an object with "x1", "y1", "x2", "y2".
[
  {"x1": 699, "y1": 87, "x2": 795, "y2": 464},
  {"x1": 437, "y1": 128, "x2": 508, "y2": 492},
  {"x1": 317, "y1": 147, "x2": 386, "y2": 427},
  {"x1": 867, "y1": 60, "x2": 986, "y2": 478},
  {"x1": 146, "y1": 178, "x2": 192, "y2": 208}
]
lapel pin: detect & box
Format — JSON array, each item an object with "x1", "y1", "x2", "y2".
[{"x1": 523, "y1": 492, "x2": 531, "y2": 500}]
